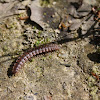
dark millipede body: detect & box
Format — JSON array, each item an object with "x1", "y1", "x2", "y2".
[{"x1": 12, "y1": 43, "x2": 60, "y2": 75}]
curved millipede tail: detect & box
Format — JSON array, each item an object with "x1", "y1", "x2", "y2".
[{"x1": 12, "y1": 43, "x2": 60, "y2": 75}]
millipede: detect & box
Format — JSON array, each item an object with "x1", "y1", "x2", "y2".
[{"x1": 12, "y1": 43, "x2": 60, "y2": 75}]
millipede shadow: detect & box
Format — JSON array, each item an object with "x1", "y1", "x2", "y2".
[
  {"x1": 7, "y1": 57, "x2": 18, "y2": 77},
  {"x1": 0, "y1": 53, "x2": 17, "y2": 77}
]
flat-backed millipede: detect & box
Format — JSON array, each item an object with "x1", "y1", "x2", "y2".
[{"x1": 12, "y1": 43, "x2": 60, "y2": 75}]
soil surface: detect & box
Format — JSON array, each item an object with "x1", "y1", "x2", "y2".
[{"x1": 0, "y1": 0, "x2": 100, "y2": 100}]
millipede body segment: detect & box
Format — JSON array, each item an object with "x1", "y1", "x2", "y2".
[{"x1": 12, "y1": 43, "x2": 60, "y2": 75}]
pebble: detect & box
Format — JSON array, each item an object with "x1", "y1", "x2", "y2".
[
  {"x1": 67, "y1": 1, "x2": 91, "y2": 18},
  {"x1": 58, "y1": 51, "x2": 69, "y2": 59},
  {"x1": 69, "y1": 19, "x2": 81, "y2": 31},
  {"x1": 53, "y1": 2, "x2": 56, "y2": 5}
]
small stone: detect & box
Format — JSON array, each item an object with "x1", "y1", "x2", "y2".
[
  {"x1": 27, "y1": 0, "x2": 45, "y2": 29},
  {"x1": 54, "y1": 29, "x2": 60, "y2": 34},
  {"x1": 77, "y1": 3, "x2": 91, "y2": 17},
  {"x1": 67, "y1": 5, "x2": 78, "y2": 18},
  {"x1": 84, "y1": 0, "x2": 96, "y2": 5},
  {"x1": 69, "y1": 19, "x2": 81, "y2": 31},
  {"x1": 58, "y1": 51, "x2": 69, "y2": 59},
  {"x1": 68, "y1": 20, "x2": 73, "y2": 24},
  {"x1": 67, "y1": 1, "x2": 92, "y2": 18},
  {"x1": 53, "y1": 2, "x2": 56, "y2": 5}
]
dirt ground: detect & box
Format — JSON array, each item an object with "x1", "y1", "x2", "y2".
[{"x1": 0, "y1": 0, "x2": 100, "y2": 100}]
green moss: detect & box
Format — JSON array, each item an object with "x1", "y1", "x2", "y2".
[
  {"x1": 35, "y1": 40, "x2": 41, "y2": 46},
  {"x1": 33, "y1": 26, "x2": 37, "y2": 30},
  {"x1": 42, "y1": 57, "x2": 46, "y2": 60},
  {"x1": 35, "y1": 37, "x2": 50, "y2": 47},
  {"x1": 14, "y1": 50, "x2": 22, "y2": 55},
  {"x1": 7, "y1": 24, "x2": 14, "y2": 29},
  {"x1": 2, "y1": 46, "x2": 8, "y2": 52},
  {"x1": 49, "y1": 55, "x2": 52, "y2": 59},
  {"x1": 38, "y1": 31, "x2": 42, "y2": 35},
  {"x1": 31, "y1": 58, "x2": 34, "y2": 62},
  {"x1": 37, "y1": 31, "x2": 42, "y2": 37},
  {"x1": 88, "y1": 76, "x2": 95, "y2": 86},
  {"x1": 18, "y1": 13, "x2": 23, "y2": 18},
  {"x1": 6, "y1": 21, "x2": 17, "y2": 29},
  {"x1": 44, "y1": 38, "x2": 50, "y2": 43},
  {"x1": 29, "y1": 58, "x2": 34, "y2": 62},
  {"x1": 40, "y1": 0, "x2": 50, "y2": 6},
  {"x1": 11, "y1": 55, "x2": 16, "y2": 59},
  {"x1": 43, "y1": 12, "x2": 47, "y2": 15},
  {"x1": 90, "y1": 86, "x2": 98, "y2": 100}
]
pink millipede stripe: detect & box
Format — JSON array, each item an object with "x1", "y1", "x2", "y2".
[
  {"x1": 29, "y1": 52, "x2": 33, "y2": 57},
  {"x1": 21, "y1": 59, "x2": 25, "y2": 63},
  {"x1": 32, "y1": 51, "x2": 36, "y2": 55},
  {"x1": 42, "y1": 48, "x2": 45, "y2": 52},
  {"x1": 39, "y1": 48, "x2": 42, "y2": 53},
  {"x1": 12, "y1": 43, "x2": 60, "y2": 75},
  {"x1": 24, "y1": 56, "x2": 28, "y2": 61}
]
